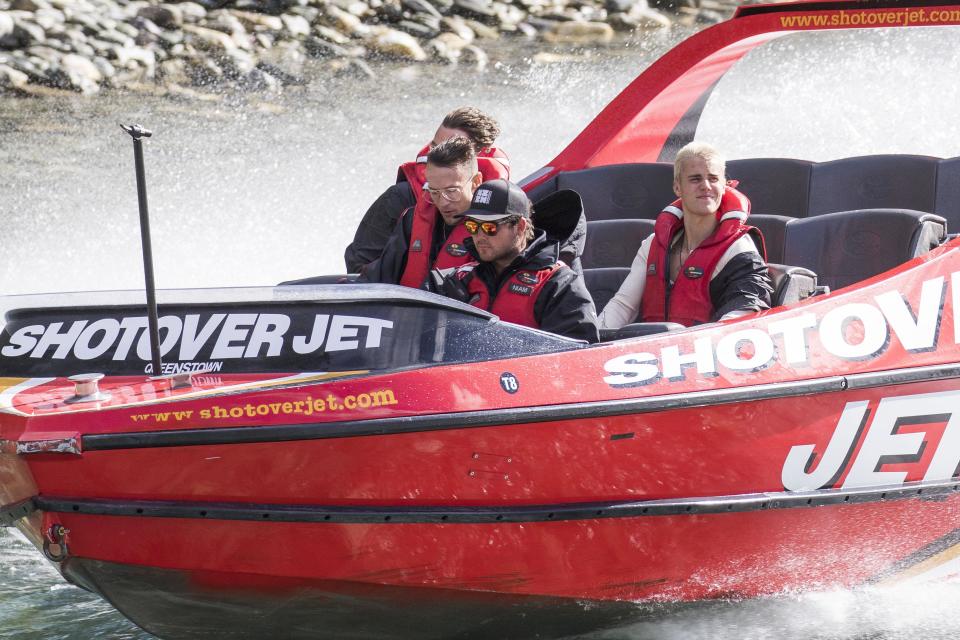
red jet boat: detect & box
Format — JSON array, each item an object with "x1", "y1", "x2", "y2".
[{"x1": 5, "y1": 1, "x2": 960, "y2": 638}]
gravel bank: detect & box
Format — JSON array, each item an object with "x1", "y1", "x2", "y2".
[{"x1": 0, "y1": 0, "x2": 741, "y2": 97}]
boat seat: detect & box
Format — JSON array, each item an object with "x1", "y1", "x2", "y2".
[
  {"x1": 727, "y1": 158, "x2": 813, "y2": 217},
  {"x1": 749, "y1": 214, "x2": 794, "y2": 264},
  {"x1": 583, "y1": 267, "x2": 630, "y2": 312},
  {"x1": 934, "y1": 156, "x2": 960, "y2": 233},
  {"x1": 782, "y1": 208, "x2": 947, "y2": 292},
  {"x1": 766, "y1": 263, "x2": 821, "y2": 308},
  {"x1": 599, "y1": 322, "x2": 685, "y2": 342},
  {"x1": 524, "y1": 153, "x2": 960, "y2": 221},
  {"x1": 549, "y1": 163, "x2": 676, "y2": 221},
  {"x1": 808, "y1": 155, "x2": 939, "y2": 216},
  {"x1": 582, "y1": 219, "x2": 653, "y2": 269}
]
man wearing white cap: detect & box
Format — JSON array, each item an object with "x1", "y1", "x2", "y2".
[{"x1": 438, "y1": 179, "x2": 600, "y2": 343}]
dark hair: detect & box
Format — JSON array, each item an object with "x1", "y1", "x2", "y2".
[
  {"x1": 427, "y1": 137, "x2": 477, "y2": 171},
  {"x1": 519, "y1": 216, "x2": 535, "y2": 242},
  {"x1": 441, "y1": 107, "x2": 501, "y2": 149}
]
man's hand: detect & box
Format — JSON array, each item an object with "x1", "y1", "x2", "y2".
[{"x1": 429, "y1": 267, "x2": 472, "y2": 302}]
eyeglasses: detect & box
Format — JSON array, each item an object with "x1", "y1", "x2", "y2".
[
  {"x1": 426, "y1": 182, "x2": 468, "y2": 203},
  {"x1": 464, "y1": 217, "x2": 519, "y2": 236}
]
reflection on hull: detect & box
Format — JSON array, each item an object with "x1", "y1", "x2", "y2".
[{"x1": 64, "y1": 558, "x2": 648, "y2": 640}]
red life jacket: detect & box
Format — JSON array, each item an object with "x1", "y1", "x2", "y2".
[
  {"x1": 397, "y1": 208, "x2": 474, "y2": 289},
  {"x1": 640, "y1": 187, "x2": 760, "y2": 327},
  {"x1": 398, "y1": 148, "x2": 511, "y2": 289},
  {"x1": 457, "y1": 261, "x2": 562, "y2": 329}
]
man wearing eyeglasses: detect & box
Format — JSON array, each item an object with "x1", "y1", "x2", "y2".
[
  {"x1": 345, "y1": 107, "x2": 509, "y2": 274},
  {"x1": 436, "y1": 179, "x2": 600, "y2": 343},
  {"x1": 359, "y1": 137, "x2": 492, "y2": 287}
]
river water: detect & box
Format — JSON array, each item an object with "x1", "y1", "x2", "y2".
[
  {"x1": 0, "y1": 36, "x2": 671, "y2": 297},
  {"x1": 3, "y1": 23, "x2": 960, "y2": 640}
]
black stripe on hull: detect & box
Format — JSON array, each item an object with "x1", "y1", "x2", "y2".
[
  {"x1": 34, "y1": 478, "x2": 960, "y2": 525},
  {"x1": 867, "y1": 525, "x2": 960, "y2": 585},
  {"x1": 80, "y1": 363, "x2": 960, "y2": 452},
  {"x1": 0, "y1": 497, "x2": 36, "y2": 527}
]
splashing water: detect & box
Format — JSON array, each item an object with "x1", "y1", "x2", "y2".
[
  {"x1": 1, "y1": 27, "x2": 958, "y2": 297},
  {"x1": 0, "y1": 36, "x2": 674, "y2": 297},
  {"x1": 700, "y1": 26, "x2": 960, "y2": 160}
]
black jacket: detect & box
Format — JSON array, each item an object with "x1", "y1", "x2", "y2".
[
  {"x1": 345, "y1": 182, "x2": 417, "y2": 274},
  {"x1": 461, "y1": 231, "x2": 600, "y2": 343},
  {"x1": 708, "y1": 248, "x2": 773, "y2": 321}
]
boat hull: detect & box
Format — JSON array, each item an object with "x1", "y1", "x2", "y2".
[
  {"x1": 62, "y1": 558, "x2": 651, "y2": 640},
  {"x1": 37, "y1": 488, "x2": 960, "y2": 639},
  {"x1": 9, "y1": 368, "x2": 960, "y2": 637}
]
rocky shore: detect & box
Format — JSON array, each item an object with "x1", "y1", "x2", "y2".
[{"x1": 0, "y1": 0, "x2": 740, "y2": 96}]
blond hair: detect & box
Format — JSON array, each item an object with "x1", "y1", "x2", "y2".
[{"x1": 674, "y1": 141, "x2": 726, "y2": 182}]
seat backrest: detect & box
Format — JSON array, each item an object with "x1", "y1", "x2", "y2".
[
  {"x1": 583, "y1": 267, "x2": 630, "y2": 312},
  {"x1": 582, "y1": 219, "x2": 653, "y2": 269},
  {"x1": 808, "y1": 155, "x2": 939, "y2": 216},
  {"x1": 748, "y1": 214, "x2": 794, "y2": 265},
  {"x1": 782, "y1": 209, "x2": 947, "y2": 292},
  {"x1": 726, "y1": 158, "x2": 813, "y2": 217},
  {"x1": 555, "y1": 163, "x2": 675, "y2": 221},
  {"x1": 523, "y1": 154, "x2": 950, "y2": 226},
  {"x1": 524, "y1": 173, "x2": 558, "y2": 204},
  {"x1": 935, "y1": 156, "x2": 960, "y2": 232}
]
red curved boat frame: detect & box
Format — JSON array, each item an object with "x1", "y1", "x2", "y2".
[{"x1": 536, "y1": 0, "x2": 960, "y2": 178}]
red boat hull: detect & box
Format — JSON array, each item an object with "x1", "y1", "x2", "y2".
[
  {"x1": 38, "y1": 489, "x2": 960, "y2": 638},
  {"x1": 8, "y1": 373, "x2": 960, "y2": 636}
]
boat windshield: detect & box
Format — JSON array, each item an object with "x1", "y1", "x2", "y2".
[
  {"x1": 697, "y1": 26, "x2": 960, "y2": 160},
  {"x1": 0, "y1": 286, "x2": 582, "y2": 378}
]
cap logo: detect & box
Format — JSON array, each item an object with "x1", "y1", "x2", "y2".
[{"x1": 474, "y1": 188, "x2": 493, "y2": 205}]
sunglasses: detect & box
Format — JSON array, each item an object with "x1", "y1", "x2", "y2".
[{"x1": 463, "y1": 217, "x2": 519, "y2": 236}]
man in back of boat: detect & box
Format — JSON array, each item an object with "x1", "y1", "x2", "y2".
[
  {"x1": 359, "y1": 137, "x2": 485, "y2": 287},
  {"x1": 598, "y1": 141, "x2": 772, "y2": 328},
  {"x1": 435, "y1": 179, "x2": 600, "y2": 343},
  {"x1": 344, "y1": 107, "x2": 509, "y2": 274}
]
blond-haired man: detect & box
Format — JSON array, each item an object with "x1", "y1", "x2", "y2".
[{"x1": 599, "y1": 141, "x2": 772, "y2": 328}]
